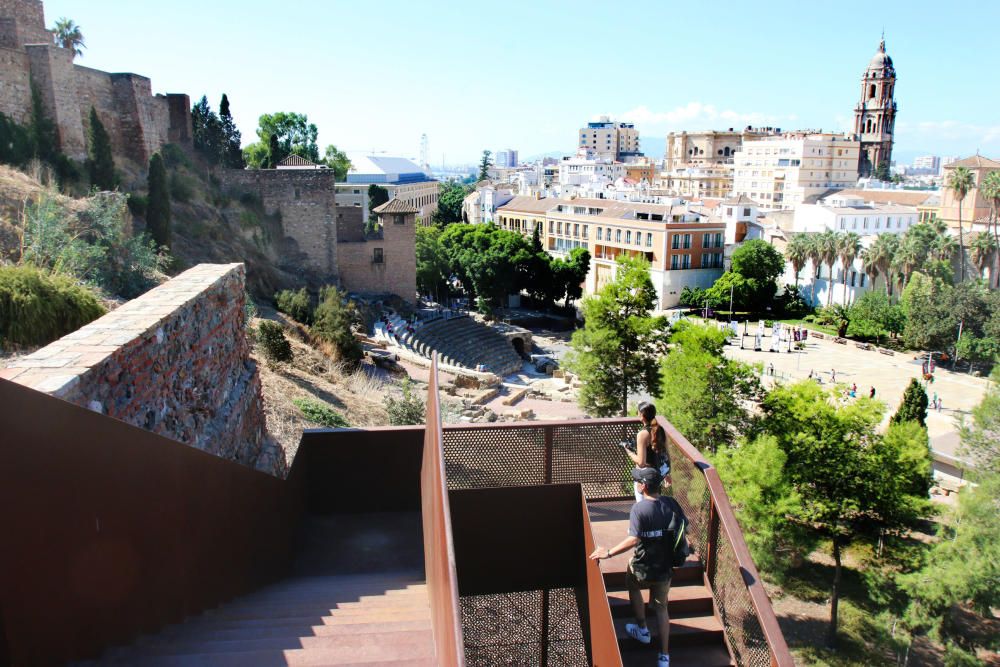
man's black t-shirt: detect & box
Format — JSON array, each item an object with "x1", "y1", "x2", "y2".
[{"x1": 628, "y1": 496, "x2": 686, "y2": 582}]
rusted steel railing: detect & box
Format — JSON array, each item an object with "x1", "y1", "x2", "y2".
[
  {"x1": 659, "y1": 418, "x2": 794, "y2": 667},
  {"x1": 421, "y1": 357, "x2": 466, "y2": 666},
  {"x1": 441, "y1": 416, "x2": 794, "y2": 667},
  {"x1": 579, "y1": 488, "x2": 624, "y2": 667}
]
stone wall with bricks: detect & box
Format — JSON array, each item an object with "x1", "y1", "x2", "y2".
[
  {"x1": 337, "y1": 210, "x2": 416, "y2": 303},
  {"x1": 219, "y1": 169, "x2": 338, "y2": 279},
  {"x1": 0, "y1": 264, "x2": 280, "y2": 475},
  {"x1": 0, "y1": 0, "x2": 191, "y2": 163}
]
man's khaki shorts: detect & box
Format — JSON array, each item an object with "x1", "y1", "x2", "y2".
[{"x1": 626, "y1": 561, "x2": 671, "y2": 611}]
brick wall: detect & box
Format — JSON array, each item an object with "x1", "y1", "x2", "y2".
[
  {"x1": 26, "y1": 44, "x2": 86, "y2": 158},
  {"x1": 220, "y1": 169, "x2": 338, "y2": 278},
  {"x1": 0, "y1": 264, "x2": 278, "y2": 475},
  {"x1": 0, "y1": 45, "x2": 31, "y2": 123},
  {"x1": 338, "y1": 211, "x2": 416, "y2": 303}
]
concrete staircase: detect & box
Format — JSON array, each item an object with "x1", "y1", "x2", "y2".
[
  {"x1": 395, "y1": 316, "x2": 523, "y2": 377},
  {"x1": 588, "y1": 500, "x2": 734, "y2": 667},
  {"x1": 78, "y1": 512, "x2": 434, "y2": 666}
]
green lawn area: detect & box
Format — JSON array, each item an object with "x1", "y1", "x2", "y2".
[{"x1": 778, "y1": 318, "x2": 839, "y2": 337}]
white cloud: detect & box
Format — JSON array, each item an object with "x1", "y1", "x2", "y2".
[
  {"x1": 595, "y1": 103, "x2": 786, "y2": 134},
  {"x1": 894, "y1": 119, "x2": 1000, "y2": 148}
]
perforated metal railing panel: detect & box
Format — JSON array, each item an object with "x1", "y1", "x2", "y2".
[
  {"x1": 459, "y1": 588, "x2": 588, "y2": 667},
  {"x1": 550, "y1": 421, "x2": 637, "y2": 498},
  {"x1": 443, "y1": 425, "x2": 547, "y2": 489},
  {"x1": 710, "y1": 525, "x2": 773, "y2": 666},
  {"x1": 663, "y1": 438, "x2": 711, "y2": 561}
]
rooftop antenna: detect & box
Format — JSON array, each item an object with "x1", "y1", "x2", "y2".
[{"x1": 420, "y1": 133, "x2": 429, "y2": 171}]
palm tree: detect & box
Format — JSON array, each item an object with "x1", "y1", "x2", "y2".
[
  {"x1": 863, "y1": 234, "x2": 898, "y2": 298},
  {"x1": 818, "y1": 230, "x2": 841, "y2": 306},
  {"x1": 892, "y1": 238, "x2": 921, "y2": 293},
  {"x1": 969, "y1": 232, "x2": 998, "y2": 281},
  {"x1": 980, "y1": 170, "x2": 1000, "y2": 287},
  {"x1": 51, "y1": 18, "x2": 85, "y2": 59},
  {"x1": 837, "y1": 232, "x2": 862, "y2": 305},
  {"x1": 785, "y1": 234, "x2": 810, "y2": 288},
  {"x1": 930, "y1": 233, "x2": 958, "y2": 263},
  {"x1": 804, "y1": 234, "x2": 823, "y2": 307},
  {"x1": 947, "y1": 166, "x2": 976, "y2": 282}
]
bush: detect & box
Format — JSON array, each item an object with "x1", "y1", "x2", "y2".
[
  {"x1": 385, "y1": 378, "x2": 426, "y2": 425},
  {"x1": 0, "y1": 112, "x2": 34, "y2": 167},
  {"x1": 0, "y1": 265, "x2": 105, "y2": 347},
  {"x1": 256, "y1": 320, "x2": 292, "y2": 362},
  {"x1": 160, "y1": 143, "x2": 192, "y2": 169},
  {"x1": 275, "y1": 287, "x2": 313, "y2": 324},
  {"x1": 169, "y1": 170, "x2": 196, "y2": 203},
  {"x1": 292, "y1": 397, "x2": 348, "y2": 428},
  {"x1": 311, "y1": 286, "x2": 362, "y2": 365},
  {"x1": 127, "y1": 193, "x2": 148, "y2": 218}
]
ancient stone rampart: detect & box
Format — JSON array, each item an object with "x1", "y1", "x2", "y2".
[
  {"x1": 0, "y1": 0, "x2": 192, "y2": 163},
  {"x1": 219, "y1": 169, "x2": 338, "y2": 279},
  {"x1": 0, "y1": 264, "x2": 279, "y2": 475}
]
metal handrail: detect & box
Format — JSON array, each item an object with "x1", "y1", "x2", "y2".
[
  {"x1": 580, "y1": 489, "x2": 624, "y2": 667},
  {"x1": 658, "y1": 417, "x2": 794, "y2": 667},
  {"x1": 421, "y1": 356, "x2": 466, "y2": 666}
]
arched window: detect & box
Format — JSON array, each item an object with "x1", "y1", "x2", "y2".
[
  {"x1": 869, "y1": 84, "x2": 876, "y2": 99},
  {"x1": 723, "y1": 147, "x2": 731, "y2": 156}
]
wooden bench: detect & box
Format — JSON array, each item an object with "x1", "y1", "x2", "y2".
[
  {"x1": 855, "y1": 342, "x2": 872, "y2": 351},
  {"x1": 878, "y1": 348, "x2": 895, "y2": 356},
  {"x1": 810, "y1": 332, "x2": 825, "y2": 339},
  {"x1": 834, "y1": 337, "x2": 847, "y2": 345}
]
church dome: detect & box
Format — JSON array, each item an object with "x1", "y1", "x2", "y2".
[{"x1": 867, "y1": 39, "x2": 894, "y2": 72}]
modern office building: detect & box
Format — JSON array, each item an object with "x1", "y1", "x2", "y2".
[
  {"x1": 578, "y1": 116, "x2": 642, "y2": 162},
  {"x1": 495, "y1": 149, "x2": 519, "y2": 168},
  {"x1": 335, "y1": 155, "x2": 439, "y2": 223}
]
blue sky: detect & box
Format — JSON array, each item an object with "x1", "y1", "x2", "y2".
[{"x1": 43, "y1": 0, "x2": 1000, "y2": 165}]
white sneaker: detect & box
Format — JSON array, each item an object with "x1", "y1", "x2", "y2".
[
  {"x1": 658, "y1": 653, "x2": 670, "y2": 667},
  {"x1": 625, "y1": 622, "x2": 651, "y2": 644}
]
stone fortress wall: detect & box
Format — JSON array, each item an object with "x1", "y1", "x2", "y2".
[
  {"x1": 0, "y1": 264, "x2": 281, "y2": 476},
  {"x1": 0, "y1": 0, "x2": 191, "y2": 163}
]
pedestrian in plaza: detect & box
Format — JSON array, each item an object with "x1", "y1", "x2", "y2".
[
  {"x1": 937, "y1": 397, "x2": 943, "y2": 412},
  {"x1": 870, "y1": 386, "x2": 876, "y2": 399},
  {"x1": 852, "y1": 382, "x2": 857, "y2": 394},
  {"x1": 590, "y1": 467, "x2": 689, "y2": 667},
  {"x1": 622, "y1": 402, "x2": 671, "y2": 502},
  {"x1": 831, "y1": 368, "x2": 837, "y2": 383},
  {"x1": 808, "y1": 369, "x2": 814, "y2": 380},
  {"x1": 768, "y1": 362, "x2": 774, "y2": 377},
  {"x1": 932, "y1": 392, "x2": 938, "y2": 411}
]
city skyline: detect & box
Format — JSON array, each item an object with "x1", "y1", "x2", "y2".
[{"x1": 42, "y1": 0, "x2": 1000, "y2": 164}]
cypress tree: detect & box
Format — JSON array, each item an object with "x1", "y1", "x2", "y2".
[
  {"x1": 267, "y1": 133, "x2": 283, "y2": 168},
  {"x1": 86, "y1": 107, "x2": 116, "y2": 190},
  {"x1": 891, "y1": 378, "x2": 928, "y2": 427},
  {"x1": 29, "y1": 82, "x2": 58, "y2": 162},
  {"x1": 146, "y1": 152, "x2": 171, "y2": 249},
  {"x1": 218, "y1": 93, "x2": 244, "y2": 168}
]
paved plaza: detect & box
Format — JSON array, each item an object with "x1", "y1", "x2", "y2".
[{"x1": 723, "y1": 327, "x2": 991, "y2": 464}]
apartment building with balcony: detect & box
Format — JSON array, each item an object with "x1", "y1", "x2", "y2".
[
  {"x1": 732, "y1": 132, "x2": 860, "y2": 210},
  {"x1": 578, "y1": 116, "x2": 642, "y2": 162},
  {"x1": 496, "y1": 196, "x2": 725, "y2": 308}
]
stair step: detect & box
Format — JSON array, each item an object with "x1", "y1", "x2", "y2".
[
  {"x1": 207, "y1": 597, "x2": 430, "y2": 616},
  {"x1": 92, "y1": 650, "x2": 438, "y2": 666},
  {"x1": 137, "y1": 619, "x2": 433, "y2": 644},
  {"x1": 108, "y1": 629, "x2": 435, "y2": 658},
  {"x1": 606, "y1": 584, "x2": 714, "y2": 616},
  {"x1": 177, "y1": 609, "x2": 433, "y2": 631},
  {"x1": 613, "y1": 615, "x2": 724, "y2": 648},
  {"x1": 620, "y1": 642, "x2": 734, "y2": 667}
]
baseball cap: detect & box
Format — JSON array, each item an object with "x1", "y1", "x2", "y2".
[{"x1": 631, "y1": 466, "x2": 662, "y2": 487}]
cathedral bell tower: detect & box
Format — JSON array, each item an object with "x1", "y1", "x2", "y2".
[{"x1": 853, "y1": 38, "x2": 897, "y2": 178}]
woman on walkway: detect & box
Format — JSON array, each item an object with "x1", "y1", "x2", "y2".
[{"x1": 624, "y1": 402, "x2": 671, "y2": 501}]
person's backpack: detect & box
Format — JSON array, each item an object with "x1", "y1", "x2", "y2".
[{"x1": 662, "y1": 496, "x2": 691, "y2": 568}]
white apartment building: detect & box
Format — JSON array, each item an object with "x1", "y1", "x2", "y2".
[
  {"x1": 732, "y1": 133, "x2": 860, "y2": 210},
  {"x1": 558, "y1": 153, "x2": 626, "y2": 187},
  {"x1": 461, "y1": 184, "x2": 516, "y2": 224},
  {"x1": 495, "y1": 149, "x2": 518, "y2": 168},
  {"x1": 578, "y1": 116, "x2": 641, "y2": 162},
  {"x1": 780, "y1": 193, "x2": 919, "y2": 306},
  {"x1": 912, "y1": 155, "x2": 940, "y2": 173}
]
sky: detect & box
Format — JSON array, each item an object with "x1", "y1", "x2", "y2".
[{"x1": 42, "y1": 0, "x2": 1000, "y2": 166}]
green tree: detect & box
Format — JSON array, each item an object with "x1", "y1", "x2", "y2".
[
  {"x1": 846, "y1": 290, "x2": 903, "y2": 343},
  {"x1": 191, "y1": 96, "x2": 224, "y2": 165},
  {"x1": 980, "y1": 170, "x2": 1000, "y2": 288},
  {"x1": 784, "y1": 233, "x2": 811, "y2": 288},
  {"x1": 805, "y1": 233, "x2": 823, "y2": 305},
  {"x1": 874, "y1": 161, "x2": 891, "y2": 181},
  {"x1": 891, "y1": 378, "x2": 929, "y2": 427},
  {"x1": 243, "y1": 112, "x2": 319, "y2": 167},
  {"x1": 415, "y1": 225, "x2": 450, "y2": 302},
  {"x1": 275, "y1": 287, "x2": 313, "y2": 324},
  {"x1": 323, "y1": 144, "x2": 351, "y2": 180},
  {"x1": 837, "y1": 231, "x2": 862, "y2": 304},
  {"x1": 384, "y1": 378, "x2": 426, "y2": 425},
  {"x1": 51, "y1": 18, "x2": 85, "y2": 58},
  {"x1": 146, "y1": 152, "x2": 171, "y2": 249},
  {"x1": 712, "y1": 435, "x2": 816, "y2": 577},
  {"x1": 552, "y1": 247, "x2": 590, "y2": 308},
  {"x1": 759, "y1": 381, "x2": 932, "y2": 646},
  {"x1": 861, "y1": 233, "x2": 899, "y2": 298},
  {"x1": 968, "y1": 232, "x2": 997, "y2": 282},
  {"x1": 818, "y1": 230, "x2": 841, "y2": 306},
  {"x1": 959, "y1": 367, "x2": 1000, "y2": 476},
  {"x1": 478, "y1": 149, "x2": 492, "y2": 181},
  {"x1": 901, "y1": 271, "x2": 956, "y2": 352},
  {"x1": 657, "y1": 321, "x2": 763, "y2": 452},
  {"x1": 433, "y1": 181, "x2": 469, "y2": 225},
  {"x1": 311, "y1": 286, "x2": 362, "y2": 366},
  {"x1": 367, "y1": 184, "x2": 389, "y2": 215},
  {"x1": 947, "y1": 166, "x2": 976, "y2": 282},
  {"x1": 565, "y1": 256, "x2": 669, "y2": 416},
  {"x1": 0, "y1": 112, "x2": 34, "y2": 167},
  {"x1": 709, "y1": 239, "x2": 784, "y2": 311},
  {"x1": 218, "y1": 94, "x2": 244, "y2": 168},
  {"x1": 439, "y1": 223, "x2": 533, "y2": 309},
  {"x1": 86, "y1": 107, "x2": 116, "y2": 190},
  {"x1": 256, "y1": 320, "x2": 293, "y2": 363},
  {"x1": 29, "y1": 83, "x2": 58, "y2": 164}
]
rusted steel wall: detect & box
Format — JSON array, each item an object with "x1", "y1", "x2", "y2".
[
  {"x1": 0, "y1": 378, "x2": 300, "y2": 666},
  {"x1": 580, "y1": 491, "x2": 624, "y2": 667},
  {"x1": 295, "y1": 426, "x2": 424, "y2": 513},
  {"x1": 421, "y1": 359, "x2": 465, "y2": 666}
]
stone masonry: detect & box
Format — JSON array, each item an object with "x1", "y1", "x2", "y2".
[
  {"x1": 0, "y1": 0, "x2": 191, "y2": 163},
  {"x1": 0, "y1": 264, "x2": 278, "y2": 475}
]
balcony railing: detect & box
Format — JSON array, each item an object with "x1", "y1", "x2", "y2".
[{"x1": 441, "y1": 418, "x2": 793, "y2": 667}]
